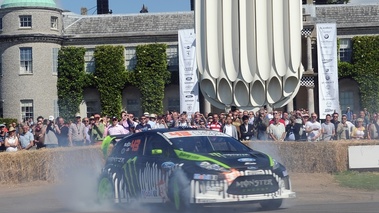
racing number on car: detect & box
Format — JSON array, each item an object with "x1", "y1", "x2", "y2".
[
  {"x1": 131, "y1": 139, "x2": 141, "y2": 151},
  {"x1": 168, "y1": 131, "x2": 192, "y2": 137}
]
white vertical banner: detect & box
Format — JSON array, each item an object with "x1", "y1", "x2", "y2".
[
  {"x1": 317, "y1": 23, "x2": 340, "y2": 119},
  {"x1": 178, "y1": 29, "x2": 199, "y2": 116}
]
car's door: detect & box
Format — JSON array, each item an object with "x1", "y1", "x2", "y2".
[
  {"x1": 118, "y1": 134, "x2": 146, "y2": 199},
  {"x1": 137, "y1": 132, "x2": 177, "y2": 203}
]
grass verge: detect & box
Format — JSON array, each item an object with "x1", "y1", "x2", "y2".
[{"x1": 334, "y1": 171, "x2": 379, "y2": 191}]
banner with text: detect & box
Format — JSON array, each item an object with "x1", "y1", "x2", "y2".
[
  {"x1": 317, "y1": 23, "x2": 340, "y2": 119},
  {"x1": 178, "y1": 29, "x2": 199, "y2": 116}
]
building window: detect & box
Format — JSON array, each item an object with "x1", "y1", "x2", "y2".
[
  {"x1": 339, "y1": 38, "x2": 352, "y2": 62},
  {"x1": 53, "y1": 100, "x2": 59, "y2": 119},
  {"x1": 125, "y1": 47, "x2": 137, "y2": 71},
  {"x1": 85, "y1": 48, "x2": 95, "y2": 73},
  {"x1": 339, "y1": 91, "x2": 354, "y2": 112},
  {"x1": 126, "y1": 99, "x2": 140, "y2": 117},
  {"x1": 51, "y1": 16, "x2": 58, "y2": 29},
  {"x1": 20, "y1": 47, "x2": 33, "y2": 73},
  {"x1": 52, "y1": 48, "x2": 59, "y2": 74},
  {"x1": 166, "y1": 45, "x2": 178, "y2": 68},
  {"x1": 86, "y1": 100, "x2": 100, "y2": 117},
  {"x1": 21, "y1": 100, "x2": 33, "y2": 121},
  {"x1": 19, "y1": 15, "x2": 32, "y2": 28},
  {"x1": 168, "y1": 98, "x2": 180, "y2": 113}
]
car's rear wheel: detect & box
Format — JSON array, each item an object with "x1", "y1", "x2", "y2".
[{"x1": 259, "y1": 199, "x2": 283, "y2": 210}]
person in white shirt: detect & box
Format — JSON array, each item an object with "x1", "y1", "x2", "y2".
[
  {"x1": 223, "y1": 116, "x2": 238, "y2": 140},
  {"x1": 103, "y1": 116, "x2": 127, "y2": 137},
  {"x1": 268, "y1": 115, "x2": 286, "y2": 142},
  {"x1": 148, "y1": 114, "x2": 158, "y2": 129},
  {"x1": 305, "y1": 113, "x2": 322, "y2": 142}
]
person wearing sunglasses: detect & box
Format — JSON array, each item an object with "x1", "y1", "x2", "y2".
[{"x1": 305, "y1": 113, "x2": 321, "y2": 142}]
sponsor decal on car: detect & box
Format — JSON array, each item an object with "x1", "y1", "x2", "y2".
[
  {"x1": 227, "y1": 175, "x2": 279, "y2": 195},
  {"x1": 174, "y1": 150, "x2": 230, "y2": 169},
  {"x1": 161, "y1": 162, "x2": 175, "y2": 171},
  {"x1": 193, "y1": 173, "x2": 218, "y2": 180},
  {"x1": 223, "y1": 153, "x2": 251, "y2": 157},
  {"x1": 238, "y1": 158, "x2": 256, "y2": 162},
  {"x1": 235, "y1": 179, "x2": 274, "y2": 188},
  {"x1": 163, "y1": 130, "x2": 225, "y2": 138}
]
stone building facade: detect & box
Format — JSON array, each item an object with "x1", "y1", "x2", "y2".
[{"x1": 1, "y1": 1, "x2": 379, "y2": 121}]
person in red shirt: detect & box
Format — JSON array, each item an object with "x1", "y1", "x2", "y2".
[{"x1": 209, "y1": 113, "x2": 222, "y2": 132}]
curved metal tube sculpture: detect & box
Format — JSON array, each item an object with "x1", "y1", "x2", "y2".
[{"x1": 195, "y1": 0, "x2": 303, "y2": 109}]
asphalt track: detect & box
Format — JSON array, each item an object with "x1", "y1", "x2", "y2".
[{"x1": 1, "y1": 178, "x2": 379, "y2": 213}]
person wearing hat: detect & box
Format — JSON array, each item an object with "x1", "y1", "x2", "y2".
[
  {"x1": 103, "y1": 116, "x2": 127, "y2": 138},
  {"x1": 68, "y1": 113, "x2": 86, "y2": 146},
  {"x1": 148, "y1": 113, "x2": 157, "y2": 129},
  {"x1": 42, "y1": 116, "x2": 59, "y2": 148},
  {"x1": 4, "y1": 126, "x2": 20, "y2": 152},
  {"x1": 104, "y1": 116, "x2": 127, "y2": 138}
]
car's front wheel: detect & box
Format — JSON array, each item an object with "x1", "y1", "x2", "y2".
[
  {"x1": 97, "y1": 174, "x2": 115, "y2": 205},
  {"x1": 259, "y1": 199, "x2": 283, "y2": 210},
  {"x1": 168, "y1": 171, "x2": 191, "y2": 211}
]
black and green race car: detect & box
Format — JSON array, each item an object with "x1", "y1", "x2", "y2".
[{"x1": 97, "y1": 128, "x2": 295, "y2": 210}]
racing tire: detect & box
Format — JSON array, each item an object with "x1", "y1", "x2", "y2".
[
  {"x1": 97, "y1": 173, "x2": 116, "y2": 206},
  {"x1": 259, "y1": 199, "x2": 283, "y2": 210},
  {"x1": 168, "y1": 171, "x2": 192, "y2": 212}
]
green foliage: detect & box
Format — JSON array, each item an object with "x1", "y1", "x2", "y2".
[
  {"x1": 338, "y1": 36, "x2": 379, "y2": 113},
  {"x1": 338, "y1": 61, "x2": 354, "y2": 78},
  {"x1": 129, "y1": 44, "x2": 171, "y2": 115},
  {"x1": 92, "y1": 45, "x2": 128, "y2": 117},
  {"x1": 57, "y1": 47, "x2": 86, "y2": 121},
  {"x1": 57, "y1": 44, "x2": 171, "y2": 118},
  {"x1": 0, "y1": 118, "x2": 18, "y2": 127}
]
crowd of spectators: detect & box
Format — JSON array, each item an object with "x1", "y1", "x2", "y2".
[{"x1": 0, "y1": 106, "x2": 377, "y2": 152}]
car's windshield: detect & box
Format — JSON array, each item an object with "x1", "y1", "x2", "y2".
[{"x1": 170, "y1": 135, "x2": 251, "y2": 153}]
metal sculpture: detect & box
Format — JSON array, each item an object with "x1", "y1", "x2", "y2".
[{"x1": 195, "y1": 0, "x2": 303, "y2": 109}]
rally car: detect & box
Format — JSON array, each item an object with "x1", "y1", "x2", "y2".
[{"x1": 97, "y1": 128, "x2": 295, "y2": 210}]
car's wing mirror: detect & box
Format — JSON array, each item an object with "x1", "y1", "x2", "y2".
[{"x1": 152, "y1": 149, "x2": 163, "y2": 155}]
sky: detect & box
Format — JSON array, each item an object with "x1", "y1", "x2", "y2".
[
  {"x1": 56, "y1": 0, "x2": 191, "y2": 15},
  {"x1": 55, "y1": 0, "x2": 379, "y2": 15},
  {"x1": 0, "y1": 0, "x2": 377, "y2": 15}
]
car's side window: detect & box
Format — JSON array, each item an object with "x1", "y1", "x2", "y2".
[
  {"x1": 118, "y1": 135, "x2": 145, "y2": 156},
  {"x1": 144, "y1": 134, "x2": 174, "y2": 157}
]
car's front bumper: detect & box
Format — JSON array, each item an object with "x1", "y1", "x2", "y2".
[{"x1": 190, "y1": 171, "x2": 296, "y2": 204}]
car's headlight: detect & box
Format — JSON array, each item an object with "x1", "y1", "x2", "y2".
[
  {"x1": 196, "y1": 161, "x2": 228, "y2": 172},
  {"x1": 272, "y1": 158, "x2": 280, "y2": 170}
]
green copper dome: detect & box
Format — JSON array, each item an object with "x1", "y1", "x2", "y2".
[{"x1": 1, "y1": 0, "x2": 57, "y2": 8}]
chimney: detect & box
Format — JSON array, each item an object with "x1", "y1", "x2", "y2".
[
  {"x1": 140, "y1": 4, "x2": 148, "y2": 13},
  {"x1": 97, "y1": 0, "x2": 110, "y2": 14}
]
